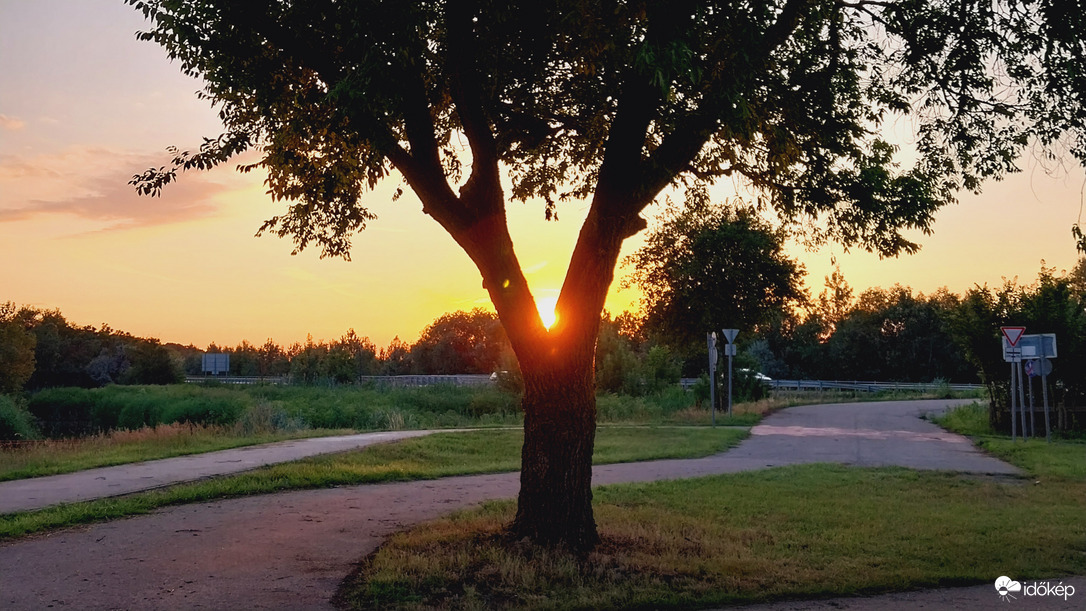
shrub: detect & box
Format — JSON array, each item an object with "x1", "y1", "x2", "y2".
[
  {"x1": 0, "y1": 395, "x2": 39, "y2": 441},
  {"x1": 29, "y1": 385, "x2": 255, "y2": 437},
  {"x1": 28, "y1": 387, "x2": 112, "y2": 437}
]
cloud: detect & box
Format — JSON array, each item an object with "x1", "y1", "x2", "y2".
[
  {"x1": 0, "y1": 147, "x2": 260, "y2": 230},
  {"x1": 0, "y1": 115, "x2": 25, "y2": 131}
]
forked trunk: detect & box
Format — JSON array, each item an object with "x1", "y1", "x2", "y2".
[{"x1": 510, "y1": 355, "x2": 600, "y2": 552}]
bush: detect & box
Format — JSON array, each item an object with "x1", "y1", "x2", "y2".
[
  {"x1": 29, "y1": 385, "x2": 255, "y2": 437},
  {"x1": 233, "y1": 401, "x2": 307, "y2": 435},
  {"x1": 28, "y1": 387, "x2": 114, "y2": 437},
  {"x1": 732, "y1": 369, "x2": 769, "y2": 402},
  {"x1": 0, "y1": 395, "x2": 39, "y2": 441}
]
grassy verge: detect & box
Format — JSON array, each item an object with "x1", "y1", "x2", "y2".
[
  {"x1": 0, "y1": 426, "x2": 747, "y2": 540},
  {"x1": 934, "y1": 401, "x2": 1086, "y2": 481},
  {"x1": 339, "y1": 404, "x2": 1086, "y2": 610},
  {"x1": 0, "y1": 423, "x2": 352, "y2": 482}
]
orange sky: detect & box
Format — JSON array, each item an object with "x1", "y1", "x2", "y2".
[{"x1": 2, "y1": 0, "x2": 1084, "y2": 350}]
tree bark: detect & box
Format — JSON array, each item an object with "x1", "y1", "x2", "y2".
[{"x1": 511, "y1": 352, "x2": 599, "y2": 551}]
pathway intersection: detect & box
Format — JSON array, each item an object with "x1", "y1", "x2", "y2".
[{"x1": 3, "y1": 399, "x2": 1069, "y2": 610}]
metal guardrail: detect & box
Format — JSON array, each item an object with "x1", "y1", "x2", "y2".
[
  {"x1": 357, "y1": 375, "x2": 493, "y2": 387},
  {"x1": 679, "y1": 378, "x2": 982, "y2": 393},
  {"x1": 185, "y1": 376, "x2": 289, "y2": 385},
  {"x1": 769, "y1": 380, "x2": 983, "y2": 393},
  {"x1": 187, "y1": 375, "x2": 981, "y2": 393},
  {"x1": 185, "y1": 374, "x2": 494, "y2": 387}
]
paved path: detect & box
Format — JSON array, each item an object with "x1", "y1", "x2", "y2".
[
  {"x1": 0, "y1": 430, "x2": 454, "y2": 514},
  {"x1": 0, "y1": 399, "x2": 1054, "y2": 610}
]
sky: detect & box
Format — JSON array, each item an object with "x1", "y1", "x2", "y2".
[{"x1": 2, "y1": 0, "x2": 1084, "y2": 351}]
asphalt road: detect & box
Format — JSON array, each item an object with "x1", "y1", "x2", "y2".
[{"x1": 3, "y1": 399, "x2": 1067, "y2": 611}]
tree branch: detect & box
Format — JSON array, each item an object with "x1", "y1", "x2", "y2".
[{"x1": 445, "y1": 0, "x2": 502, "y2": 212}]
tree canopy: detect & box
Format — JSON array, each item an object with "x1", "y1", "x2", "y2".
[
  {"x1": 127, "y1": 0, "x2": 1086, "y2": 550},
  {"x1": 627, "y1": 186, "x2": 806, "y2": 354},
  {"x1": 130, "y1": 0, "x2": 1085, "y2": 260}
]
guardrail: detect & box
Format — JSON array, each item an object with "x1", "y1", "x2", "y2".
[
  {"x1": 185, "y1": 374, "x2": 494, "y2": 387},
  {"x1": 357, "y1": 375, "x2": 494, "y2": 387},
  {"x1": 769, "y1": 380, "x2": 983, "y2": 393},
  {"x1": 185, "y1": 376, "x2": 289, "y2": 385},
  {"x1": 679, "y1": 378, "x2": 982, "y2": 393}
]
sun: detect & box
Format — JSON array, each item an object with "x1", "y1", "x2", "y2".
[{"x1": 536, "y1": 296, "x2": 559, "y2": 330}]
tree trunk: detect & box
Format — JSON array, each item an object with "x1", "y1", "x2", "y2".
[{"x1": 510, "y1": 355, "x2": 599, "y2": 552}]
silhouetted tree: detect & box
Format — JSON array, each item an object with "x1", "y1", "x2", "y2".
[
  {"x1": 412, "y1": 309, "x2": 508, "y2": 374},
  {"x1": 379, "y1": 337, "x2": 413, "y2": 376},
  {"x1": 627, "y1": 186, "x2": 806, "y2": 357},
  {"x1": 128, "y1": 0, "x2": 1086, "y2": 549},
  {"x1": 0, "y1": 302, "x2": 36, "y2": 393}
]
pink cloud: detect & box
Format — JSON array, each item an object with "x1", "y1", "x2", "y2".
[
  {"x1": 0, "y1": 115, "x2": 25, "y2": 131},
  {"x1": 0, "y1": 148, "x2": 261, "y2": 230}
]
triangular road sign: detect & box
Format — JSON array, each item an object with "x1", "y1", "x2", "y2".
[
  {"x1": 721, "y1": 328, "x2": 739, "y2": 343},
  {"x1": 1001, "y1": 326, "x2": 1026, "y2": 347}
]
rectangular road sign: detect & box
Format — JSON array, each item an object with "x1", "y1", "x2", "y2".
[
  {"x1": 1002, "y1": 337, "x2": 1023, "y2": 363},
  {"x1": 1018, "y1": 333, "x2": 1057, "y2": 359}
]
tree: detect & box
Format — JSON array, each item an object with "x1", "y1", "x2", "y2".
[
  {"x1": 0, "y1": 303, "x2": 36, "y2": 394},
  {"x1": 825, "y1": 285, "x2": 971, "y2": 382},
  {"x1": 334, "y1": 329, "x2": 380, "y2": 380},
  {"x1": 127, "y1": 0, "x2": 1086, "y2": 550},
  {"x1": 379, "y1": 337, "x2": 413, "y2": 376},
  {"x1": 627, "y1": 186, "x2": 806, "y2": 355},
  {"x1": 411, "y1": 309, "x2": 508, "y2": 374}
]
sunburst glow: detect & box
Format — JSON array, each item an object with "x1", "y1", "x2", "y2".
[{"x1": 537, "y1": 296, "x2": 559, "y2": 330}]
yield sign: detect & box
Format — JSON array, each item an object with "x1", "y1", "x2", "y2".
[{"x1": 1001, "y1": 326, "x2": 1026, "y2": 347}]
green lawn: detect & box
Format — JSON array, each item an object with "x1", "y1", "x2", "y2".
[{"x1": 339, "y1": 404, "x2": 1086, "y2": 610}]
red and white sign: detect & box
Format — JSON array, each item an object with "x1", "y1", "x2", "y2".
[{"x1": 1001, "y1": 326, "x2": 1026, "y2": 347}]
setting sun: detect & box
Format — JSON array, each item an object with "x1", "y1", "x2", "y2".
[{"x1": 536, "y1": 296, "x2": 559, "y2": 330}]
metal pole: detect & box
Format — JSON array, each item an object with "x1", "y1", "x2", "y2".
[
  {"x1": 1041, "y1": 357, "x2": 1052, "y2": 443},
  {"x1": 727, "y1": 347, "x2": 733, "y2": 417},
  {"x1": 708, "y1": 332, "x2": 716, "y2": 428},
  {"x1": 1010, "y1": 361, "x2": 1017, "y2": 442},
  {"x1": 1017, "y1": 360, "x2": 1029, "y2": 441},
  {"x1": 1027, "y1": 366, "x2": 1035, "y2": 438}
]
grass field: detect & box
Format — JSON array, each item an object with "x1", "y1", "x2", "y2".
[
  {"x1": 339, "y1": 403, "x2": 1086, "y2": 609},
  {"x1": 0, "y1": 426, "x2": 748, "y2": 539}
]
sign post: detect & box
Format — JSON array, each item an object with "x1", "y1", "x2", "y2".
[
  {"x1": 1001, "y1": 327, "x2": 1025, "y2": 442},
  {"x1": 1019, "y1": 333, "x2": 1057, "y2": 442},
  {"x1": 707, "y1": 332, "x2": 718, "y2": 427},
  {"x1": 721, "y1": 329, "x2": 739, "y2": 418}
]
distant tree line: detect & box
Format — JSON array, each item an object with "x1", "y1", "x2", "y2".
[
  {"x1": 180, "y1": 308, "x2": 516, "y2": 385},
  {"x1": 3, "y1": 258, "x2": 1085, "y2": 418},
  {"x1": 0, "y1": 303, "x2": 183, "y2": 394}
]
